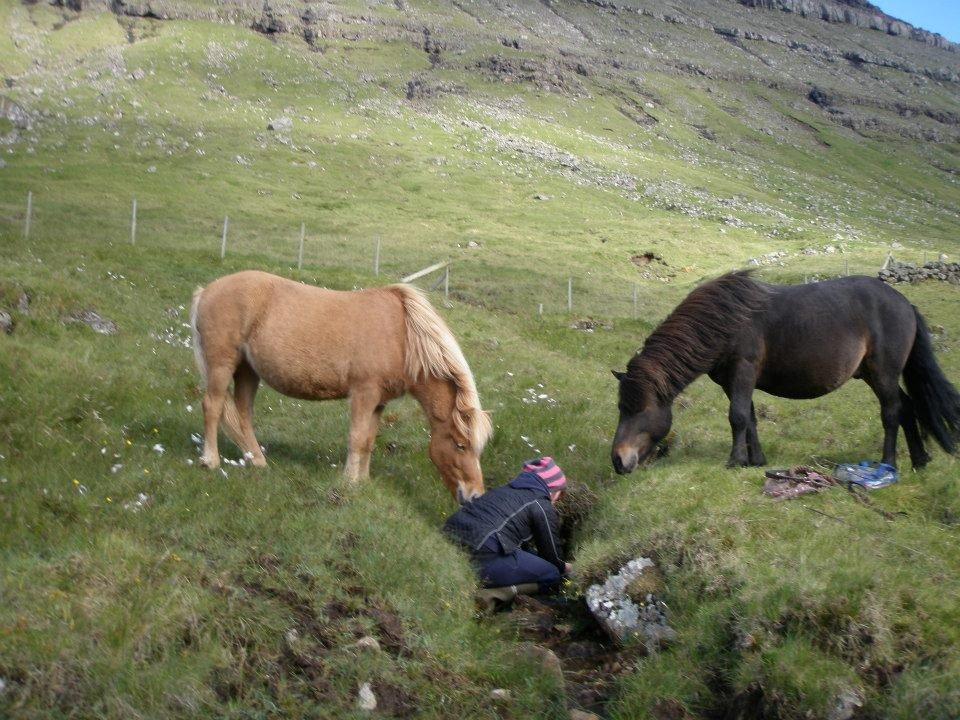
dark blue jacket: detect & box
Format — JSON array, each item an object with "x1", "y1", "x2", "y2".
[{"x1": 443, "y1": 472, "x2": 564, "y2": 571}]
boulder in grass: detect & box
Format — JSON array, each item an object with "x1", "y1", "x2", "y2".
[
  {"x1": 0, "y1": 310, "x2": 12, "y2": 334},
  {"x1": 520, "y1": 643, "x2": 564, "y2": 688},
  {"x1": 357, "y1": 682, "x2": 377, "y2": 711},
  {"x1": 71, "y1": 310, "x2": 118, "y2": 335},
  {"x1": 585, "y1": 557, "x2": 676, "y2": 648},
  {"x1": 267, "y1": 116, "x2": 293, "y2": 133}
]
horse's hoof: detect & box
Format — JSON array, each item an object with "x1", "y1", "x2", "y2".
[
  {"x1": 912, "y1": 455, "x2": 931, "y2": 469},
  {"x1": 199, "y1": 455, "x2": 220, "y2": 469},
  {"x1": 243, "y1": 452, "x2": 267, "y2": 468}
]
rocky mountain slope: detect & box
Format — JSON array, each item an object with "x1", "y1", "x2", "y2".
[{"x1": 39, "y1": 0, "x2": 960, "y2": 140}]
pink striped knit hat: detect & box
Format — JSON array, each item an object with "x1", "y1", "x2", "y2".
[{"x1": 522, "y1": 456, "x2": 567, "y2": 491}]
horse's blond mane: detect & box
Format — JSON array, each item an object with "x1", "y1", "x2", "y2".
[{"x1": 389, "y1": 284, "x2": 493, "y2": 451}]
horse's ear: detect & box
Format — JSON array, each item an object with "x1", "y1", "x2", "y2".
[{"x1": 611, "y1": 370, "x2": 626, "y2": 382}]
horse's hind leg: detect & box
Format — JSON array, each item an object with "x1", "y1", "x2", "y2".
[
  {"x1": 230, "y1": 360, "x2": 267, "y2": 467},
  {"x1": 746, "y1": 402, "x2": 767, "y2": 466},
  {"x1": 899, "y1": 388, "x2": 930, "y2": 468}
]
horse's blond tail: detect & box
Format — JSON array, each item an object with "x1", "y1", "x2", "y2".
[
  {"x1": 390, "y1": 284, "x2": 492, "y2": 451},
  {"x1": 190, "y1": 285, "x2": 244, "y2": 445},
  {"x1": 190, "y1": 287, "x2": 207, "y2": 387}
]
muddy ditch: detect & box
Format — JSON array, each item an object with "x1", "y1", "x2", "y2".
[{"x1": 502, "y1": 593, "x2": 644, "y2": 716}]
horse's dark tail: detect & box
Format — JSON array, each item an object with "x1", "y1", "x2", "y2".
[{"x1": 903, "y1": 307, "x2": 960, "y2": 455}]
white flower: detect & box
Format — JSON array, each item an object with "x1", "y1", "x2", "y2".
[
  {"x1": 152, "y1": 443, "x2": 165, "y2": 454},
  {"x1": 111, "y1": 463, "x2": 123, "y2": 474}
]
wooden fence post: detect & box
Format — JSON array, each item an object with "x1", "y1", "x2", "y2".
[
  {"x1": 374, "y1": 236, "x2": 381, "y2": 276},
  {"x1": 298, "y1": 222, "x2": 305, "y2": 270},
  {"x1": 220, "y1": 215, "x2": 229, "y2": 260},
  {"x1": 131, "y1": 198, "x2": 137, "y2": 245}
]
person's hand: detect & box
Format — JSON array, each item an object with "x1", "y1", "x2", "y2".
[{"x1": 564, "y1": 562, "x2": 572, "y2": 574}]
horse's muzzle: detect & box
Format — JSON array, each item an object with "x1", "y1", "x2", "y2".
[
  {"x1": 456, "y1": 486, "x2": 481, "y2": 505},
  {"x1": 612, "y1": 445, "x2": 639, "y2": 475}
]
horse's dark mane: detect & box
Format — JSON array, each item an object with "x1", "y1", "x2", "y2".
[{"x1": 623, "y1": 271, "x2": 771, "y2": 408}]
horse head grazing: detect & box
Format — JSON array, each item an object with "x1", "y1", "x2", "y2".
[
  {"x1": 429, "y1": 407, "x2": 492, "y2": 504},
  {"x1": 396, "y1": 284, "x2": 493, "y2": 504},
  {"x1": 611, "y1": 369, "x2": 673, "y2": 474}
]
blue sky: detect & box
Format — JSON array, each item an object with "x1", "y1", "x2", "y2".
[{"x1": 876, "y1": 1, "x2": 960, "y2": 43}]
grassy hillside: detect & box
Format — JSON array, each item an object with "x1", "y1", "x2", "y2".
[{"x1": 1, "y1": 2, "x2": 959, "y2": 718}]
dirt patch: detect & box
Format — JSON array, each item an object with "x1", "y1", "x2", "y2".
[
  {"x1": 571, "y1": 318, "x2": 612, "y2": 332},
  {"x1": 242, "y1": 578, "x2": 340, "y2": 647},
  {"x1": 372, "y1": 681, "x2": 418, "y2": 718},
  {"x1": 631, "y1": 252, "x2": 666, "y2": 267},
  {"x1": 406, "y1": 77, "x2": 467, "y2": 101},
  {"x1": 474, "y1": 55, "x2": 581, "y2": 94},
  {"x1": 366, "y1": 603, "x2": 407, "y2": 656}
]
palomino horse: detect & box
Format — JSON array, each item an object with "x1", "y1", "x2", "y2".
[
  {"x1": 612, "y1": 271, "x2": 960, "y2": 472},
  {"x1": 190, "y1": 271, "x2": 492, "y2": 503}
]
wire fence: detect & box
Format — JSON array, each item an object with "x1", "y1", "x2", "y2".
[{"x1": 5, "y1": 189, "x2": 943, "y2": 323}]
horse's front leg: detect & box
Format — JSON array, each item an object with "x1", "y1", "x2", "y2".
[
  {"x1": 724, "y1": 363, "x2": 760, "y2": 468},
  {"x1": 344, "y1": 387, "x2": 384, "y2": 483}
]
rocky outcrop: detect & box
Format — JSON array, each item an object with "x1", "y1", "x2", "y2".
[{"x1": 737, "y1": 0, "x2": 956, "y2": 52}]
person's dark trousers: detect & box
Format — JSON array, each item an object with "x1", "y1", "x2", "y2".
[{"x1": 474, "y1": 538, "x2": 561, "y2": 593}]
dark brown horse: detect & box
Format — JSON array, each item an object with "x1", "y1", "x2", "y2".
[{"x1": 611, "y1": 271, "x2": 960, "y2": 472}]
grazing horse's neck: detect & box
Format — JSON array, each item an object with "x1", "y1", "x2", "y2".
[
  {"x1": 627, "y1": 271, "x2": 769, "y2": 404},
  {"x1": 410, "y1": 374, "x2": 458, "y2": 436},
  {"x1": 627, "y1": 353, "x2": 696, "y2": 407}
]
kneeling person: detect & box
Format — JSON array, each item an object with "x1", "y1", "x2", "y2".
[{"x1": 444, "y1": 457, "x2": 570, "y2": 607}]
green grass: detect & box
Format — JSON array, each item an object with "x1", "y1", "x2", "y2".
[{"x1": 1, "y1": 7, "x2": 959, "y2": 719}]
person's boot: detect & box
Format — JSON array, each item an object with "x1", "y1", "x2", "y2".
[{"x1": 475, "y1": 583, "x2": 542, "y2": 612}]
